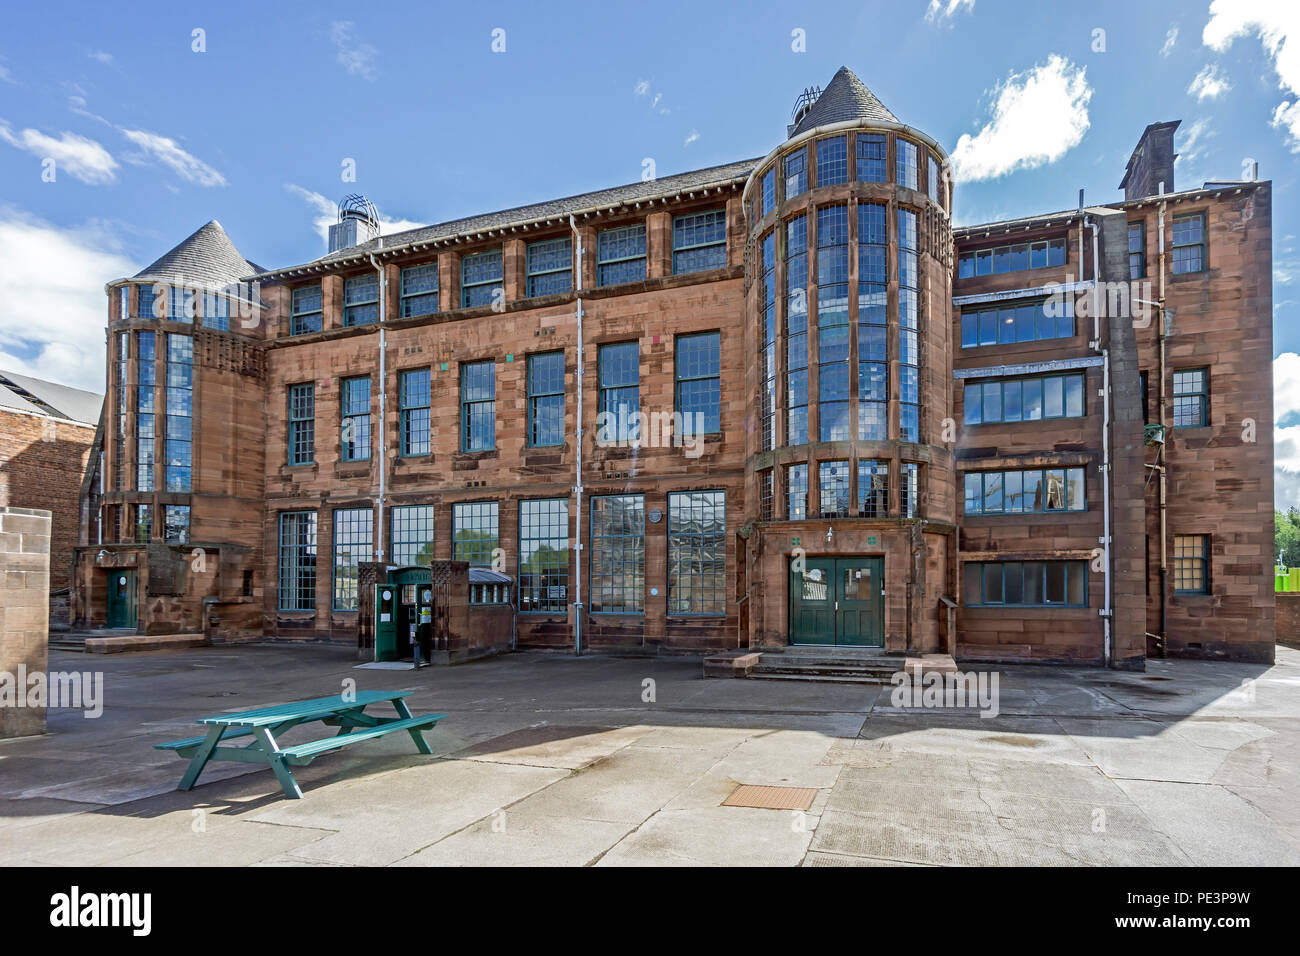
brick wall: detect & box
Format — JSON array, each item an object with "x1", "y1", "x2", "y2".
[
  {"x1": 0, "y1": 409, "x2": 95, "y2": 591},
  {"x1": 1, "y1": 507, "x2": 50, "y2": 738},
  {"x1": 1275, "y1": 592, "x2": 1300, "y2": 650}
]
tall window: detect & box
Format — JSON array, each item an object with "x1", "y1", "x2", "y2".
[
  {"x1": 114, "y1": 331, "x2": 127, "y2": 490},
  {"x1": 896, "y1": 138, "x2": 919, "y2": 190},
  {"x1": 590, "y1": 494, "x2": 645, "y2": 614},
  {"x1": 759, "y1": 469, "x2": 775, "y2": 521},
  {"x1": 858, "y1": 203, "x2": 888, "y2": 441},
  {"x1": 343, "y1": 274, "x2": 379, "y2": 326},
  {"x1": 961, "y1": 297, "x2": 1074, "y2": 348},
  {"x1": 390, "y1": 504, "x2": 436, "y2": 564},
  {"x1": 902, "y1": 462, "x2": 921, "y2": 518},
  {"x1": 519, "y1": 498, "x2": 569, "y2": 613},
  {"x1": 856, "y1": 133, "x2": 886, "y2": 182},
  {"x1": 1174, "y1": 534, "x2": 1210, "y2": 594},
  {"x1": 400, "y1": 263, "x2": 439, "y2": 317},
  {"x1": 332, "y1": 508, "x2": 373, "y2": 610},
  {"x1": 760, "y1": 168, "x2": 776, "y2": 217},
  {"x1": 858, "y1": 460, "x2": 888, "y2": 517},
  {"x1": 898, "y1": 208, "x2": 921, "y2": 442},
  {"x1": 1128, "y1": 222, "x2": 1145, "y2": 280},
  {"x1": 291, "y1": 284, "x2": 323, "y2": 335},
  {"x1": 137, "y1": 331, "x2": 156, "y2": 492},
  {"x1": 165, "y1": 334, "x2": 192, "y2": 492},
  {"x1": 340, "y1": 376, "x2": 370, "y2": 461},
  {"x1": 675, "y1": 332, "x2": 720, "y2": 437},
  {"x1": 816, "y1": 136, "x2": 847, "y2": 186},
  {"x1": 597, "y1": 342, "x2": 639, "y2": 444},
  {"x1": 461, "y1": 249, "x2": 503, "y2": 308},
  {"x1": 527, "y1": 351, "x2": 565, "y2": 446},
  {"x1": 1172, "y1": 213, "x2": 1205, "y2": 274},
  {"x1": 168, "y1": 285, "x2": 195, "y2": 323},
  {"x1": 672, "y1": 210, "x2": 726, "y2": 274},
  {"x1": 399, "y1": 369, "x2": 430, "y2": 456},
  {"x1": 460, "y1": 360, "x2": 495, "y2": 451},
  {"x1": 452, "y1": 501, "x2": 499, "y2": 567},
  {"x1": 137, "y1": 284, "x2": 157, "y2": 319},
  {"x1": 819, "y1": 461, "x2": 849, "y2": 518},
  {"x1": 927, "y1": 153, "x2": 940, "y2": 203},
  {"x1": 390, "y1": 505, "x2": 435, "y2": 567},
  {"x1": 526, "y1": 238, "x2": 572, "y2": 297},
  {"x1": 963, "y1": 467, "x2": 1086, "y2": 515},
  {"x1": 786, "y1": 463, "x2": 808, "y2": 520},
  {"x1": 201, "y1": 292, "x2": 229, "y2": 331},
  {"x1": 278, "y1": 511, "x2": 317, "y2": 610},
  {"x1": 759, "y1": 232, "x2": 777, "y2": 451},
  {"x1": 784, "y1": 147, "x2": 807, "y2": 198},
  {"x1": 964, "y1": 373, "x2": 1085, "y2": 425},
  {"x1": 287, "y1": 383, "x2": 314, "y2": 465},
  {"x1": 817, "y1": 204, "x2": 850, "y2": 441},
  {"x1": 1173, "y1": 368, "x2": 1208, "y2": 427},
  {"x1": 668, "y1": 491, "x2": 726, "y2": 615},
  {"x1": 134, "y1": 503, "x2": 152, "y2": 543},
  {"x1": 963, "y1": 561, "x2": 1086, "y2": 607},
  {"x1": 164, "y1": 504, "x2": 190, "y2": 545},
  {"x1": 597, "y1": 225, "x2": 646, "y2": 286},
  {"x1": 785, "y1": 215, "x2": 809, "y2": 445}
]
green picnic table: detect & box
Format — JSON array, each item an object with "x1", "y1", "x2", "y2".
[{"x1": 155, "y1": 690, "x2": 446, "y2": 799}]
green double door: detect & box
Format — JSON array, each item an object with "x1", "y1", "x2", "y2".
[{"x1": 789, "y1": 557, "x2": 883, "y2": 646}]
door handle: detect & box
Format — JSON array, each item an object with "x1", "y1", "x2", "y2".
[{"x1": 835, "y1": 600, "x2": 839, "y2": 611}]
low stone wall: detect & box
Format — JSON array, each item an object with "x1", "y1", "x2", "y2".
[
  {"x1": 1275, "y1": 593, "x2": 1300, "y2": 650},
  {"x1": 1, "y1": 507, "x2": 51, "y2": 738}
]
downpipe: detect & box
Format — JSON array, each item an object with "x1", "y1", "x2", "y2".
[
  {"x1": 570, "y1": 214, "x2": 585, "y2": 657},
  {"x1": 1085, "y1": 216, "x2": 1112, "y2": 667},
  {"x1": 367, "y1": 253, "x2": 388, "y2": 564}
]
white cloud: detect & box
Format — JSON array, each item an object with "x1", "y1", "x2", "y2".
[
  {"x1": 285, "y1": 185, "x2": 424, "y2": 245},
  {"x1": 331, "y1": 21, "x2": 377, "y2": 81},
  {"x1": 634, "y1": 78, "x2": 671, "y2": 115},
  {"x1": 1188, "y1": 63, "x2": 1231, "y2": 100},
  {"x1": 1203, "y1": 0, "x2": 1300, "y2": 150},
  {"x1": 89, "y1": 50, "x2": 113, "y2": 66},
  {"x1": 1161, "y1": 25, "x2": 1179, "y2": 57},
  {"x1": 1275, "y1": 352, "x2": 1300, "y2": 507},
  {"x1": 120, "y1": 128, "x2": 226, "y2": 187},
  {"x1": 925, "y1": 0, "x2": 974, "y2": 24},
  {"x1": 949, "y1": 55, "x2": 1092, "y2": 182},
  {"x1": 1175, "y1": 117, "x2": 1213, "y2": 173},
  {"x1": 0, "y1": 123, "x2": 117, "y2": 184},
  {"x1": 0, "y1": 210, "x2": 136, "y2": 392},
  {"x1": 684, "y1": 129, "x2": 699, "y2": 147}
]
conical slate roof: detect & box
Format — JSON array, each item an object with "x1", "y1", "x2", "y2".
[
  {"x1": 789, "y1": 66, "x2": 898, "y2": 138},
  {"x1": 132, "y1": 220, "x2": 264, "y2": 290}
]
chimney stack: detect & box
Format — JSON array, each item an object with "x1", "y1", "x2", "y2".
[{"x1": 1118, "y1": 121, "x2": 1180, "y2": 201}]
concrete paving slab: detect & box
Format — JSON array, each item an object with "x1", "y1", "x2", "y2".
[
  {"x1": 596, "y1": 805, "x2": 816, "y2": 866},
  {"x1": 395, "y1": 807, "x2": 634, "y2": 866},
  {"x1": 453, "y1": 724, "x2": 653, "y2": 770}
]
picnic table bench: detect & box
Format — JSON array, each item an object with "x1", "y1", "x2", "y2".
[{"x1": 155, "y1": 690, "x2": 446, "y2": 799}]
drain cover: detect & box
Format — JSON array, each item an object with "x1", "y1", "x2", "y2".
[{"x1": 722, "y1": 784, "x2": 817, "y2": 811}]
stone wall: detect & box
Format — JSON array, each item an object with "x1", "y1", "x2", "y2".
[{"x1": 1, "y1": 507, "x2": 50, "y2": 738}]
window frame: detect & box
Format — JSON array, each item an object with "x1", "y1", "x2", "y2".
[
  {"x1": 400, "y1": 263, "x2": 439, "y2": 318},
  {"x1": 287, "y1": 382, "x2": 315, "y2": 466},
  {"x1": 597, "y1": 341, "x2": 640, "y2": 444},
  {"x1": 459, "y1": 359, "x2": 496, "y2": 452},
  {"x1": 963, "y1": 560, "x2": 1089, "y2": 607},
  {"x1": 526, "y1": 351, "x2": 565, "y2": 447},
  {"x1": 525, "y1": 237, "x2": 573, "y2": 297},
  {"x1": 589, "y1": 494, "x2": 645, "y2": 615},
  {"x1": 1173, "y1": 534, "x2": 1210, "y2": 594},
  {"x1": 518, "y1": 498, "x2": 569, "y2": 614},
  {"x1": 399, "y1": 368, "x2": 431, "y2": 457},
  {"x1": 671, "y1": 209, "x2": 727, "y2": 275},
  {"x1": 290, "y1": 284, "x2": 323, "y2": 336},
  {"x1": 667, "y1": 490, "x2": 727, "y2": 616},
  {"x1": 342, "y1": 273, "x2": 379, "y2": 327},
  {"x1": 963, "y1": 467, "x2": 1087, "y2": 516},
  {"x1": 1171, "y1": 212, "x2": 1206, "y2": 275},
  {"x1": 277, "y1": 510, "x2": 317, "y2": 611},
  {"x1": 461, "y1": 249, "x2": 504, "y2": 309},
  {"x1": 340, "y1": 376, "x2": 371, "y2": 462},
  {"x1": 674, "y1": 331, "x2": 721, "y2": 437},
  {"x1": 331, "y1": 507, "x2": 373, "y2": 611},
  {"x1": 1172, "y1": 367, "x2": 1209, "y2": 428},
  {"x1": 1128, "y1": 221, "x2": 1146, "y2": 280},
  {"x1": 390, "y1": 504, "x2": 434, "y2": 567},
  {"x1": 452, "y1": 500, "x2": 499, "y2": 570},
  {"x1": 596, "y1": 224, "x2": 647, "y2": 287}
]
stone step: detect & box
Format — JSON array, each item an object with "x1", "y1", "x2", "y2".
[
  {"x1": 84, "y1": 633, "x2": 206, "y2": 654},
  {"x1": 746, "y1": 670, "x2": 894, "y2": 685}
]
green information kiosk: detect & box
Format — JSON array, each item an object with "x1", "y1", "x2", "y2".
[{"x1": 372, "y1": 566, "x2": 433, "y2": 662}]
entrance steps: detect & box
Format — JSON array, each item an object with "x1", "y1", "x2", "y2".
[
  {"x1": 49, "y1": 628, "x2": 135, "y2": 652},
  {"x1": 747, "y1": 647, "x2": 901, "y2": 684}
]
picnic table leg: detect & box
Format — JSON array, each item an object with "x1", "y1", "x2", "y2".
[
  {"x1": 392, "y1": 698, "x2": 434, "y2": 755},
  {"x1": 254, "y1": 727, "x2": 303, "y2": 799},
  {"x1": 177, "y1": 725, "x2": 225, "y2": 791}
]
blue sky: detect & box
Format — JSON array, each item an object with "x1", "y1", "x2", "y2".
[{"x1": 1, "y1": 0, "x2": 1298, "y2": 497}]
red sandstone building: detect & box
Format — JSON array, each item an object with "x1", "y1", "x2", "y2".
[{"x1": 72, "y1": 67, "x2": 1274, "y2": 667}]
